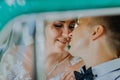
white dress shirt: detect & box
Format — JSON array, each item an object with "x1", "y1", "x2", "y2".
[{"x1": 92, "y1": 58, "x2": 120, "y2": 80}]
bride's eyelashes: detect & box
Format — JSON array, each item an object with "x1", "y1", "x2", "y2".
[{"x1": 53, "y1": 23, "x2": 63, "y2": 28}]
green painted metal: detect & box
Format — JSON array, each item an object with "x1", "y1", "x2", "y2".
[{"x1": 0, "y1": 0, "x2": 120, "y2": 31}]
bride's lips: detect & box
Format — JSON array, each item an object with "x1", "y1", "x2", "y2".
[{"x1": 57, "y1": 39, "x2": 68, "y2": 45}]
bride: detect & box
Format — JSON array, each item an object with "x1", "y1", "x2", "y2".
[{"x1": 45, "y1": 19, "x2": 83, "y2": 80}]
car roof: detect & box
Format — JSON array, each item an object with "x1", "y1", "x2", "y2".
[{"x1": 0, "y1": 0, "x2": 120, "y2": 31}]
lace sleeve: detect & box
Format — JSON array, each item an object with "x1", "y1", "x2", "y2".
[
  {"x1": 8, "y1": 60, "x2": 31, "y2": 80},
  {"x1": 0, "y1": 46, "x2": 32, "y2": 80}
]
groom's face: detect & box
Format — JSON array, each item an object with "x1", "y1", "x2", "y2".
[{"x1": 69, "y1": 18, "x2": 92, "y2": 57}]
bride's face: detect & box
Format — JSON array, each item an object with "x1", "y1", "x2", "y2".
[{"x1": 45, "y1": 19, "x2": 76, "y2": 53}]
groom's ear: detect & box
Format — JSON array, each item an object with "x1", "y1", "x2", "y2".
[{"x1": 91, "y1": 25, "x2": 105, "y2": 40}]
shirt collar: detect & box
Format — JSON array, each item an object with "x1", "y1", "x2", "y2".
[{"x1": 92, "y1": 58, "x2": 120, "y2": 77}]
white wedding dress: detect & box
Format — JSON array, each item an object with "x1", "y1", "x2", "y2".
[
  {"x1": 50, "y1": 57, "x2": 82, "y2": 80},
  {"x1": 0, "y1": 45, "x2": 32, "y2": 80},
  {"x1": 0, "y1": 18, "x2": 35, "y2": 80}
]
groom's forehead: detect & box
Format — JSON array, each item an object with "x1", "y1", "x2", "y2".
[
  {"x1": 79, "y1": 17, "x2": 94, "y2": 24},
  {"x1": 77, "y1": 18, "x2": 94, "y2": 28},
  {"x1": 79, "y1": 17, "x2": 104, "y2": 26}
]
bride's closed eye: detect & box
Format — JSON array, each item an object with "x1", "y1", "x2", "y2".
[
  {"x1": 53, "y1": 24, "x2": 63, "y2": 28},
  {"x1": 53, "y1": 22, "x2": 63, "y2": 28}
]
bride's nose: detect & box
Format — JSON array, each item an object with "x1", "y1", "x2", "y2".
[
  {"x1": 69, "y1": 32, "x2": 72, "y2": 39},
  {"x1": 62, "y1": 28, "x2": 69, "y2": 38}
]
